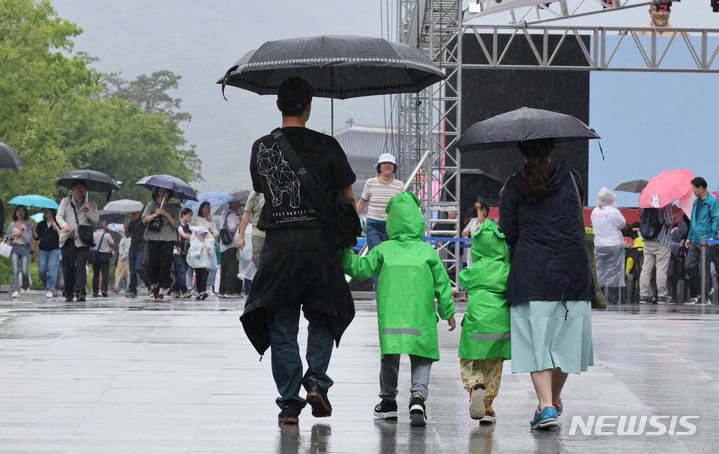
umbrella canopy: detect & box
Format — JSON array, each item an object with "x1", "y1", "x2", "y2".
[
  {"x1": 614, "y1": 179, "x2": 649, "y2": 193},
  {"x1": 56, "y1": 170, "x2": 120, "y2": 193},
  {"x1": 456, "y1": 107, "x2": 600, "y2": 152},
  {"x1": 136, "y1": 174, "x2": 198, "y2": 201},
  {"x1": 107, "y1": 223, "x2": 125, "y2": 233},
  {"x1": 30, "y1": 213, "x2": 44, "y2": 223},
  {"x1": 219, "y1": 35, "x2": 445, "y2": 100},
  {"x1": 8, "y1": 195, "x2": 59, "y2": 209},
  {"x1": 104, "y1": 199, "x2": 144, "y2": 213},
  {"x1": 228, "y1": 190, "x2": 250, "y2": 204},
  {"x1": 0, "y1": 142, "x2": 25, "y2": 170},
  {"x1": 183, "y1": 191, "x2": 232, "y2": 212},
  {"x1": 99, "y1": 210, "x2": 127, "y2": 224},
  {"x1": 639, "y1": 169, "x2": 694, "y2": 209}
]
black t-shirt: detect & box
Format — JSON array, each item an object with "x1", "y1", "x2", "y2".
[{"x1": 250, "y1": 127, "x2": 356, "y2": 231}]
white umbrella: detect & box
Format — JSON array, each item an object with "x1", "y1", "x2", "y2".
[{"x1": 103, "y1": 199, "x2": 144, "y2": 213}]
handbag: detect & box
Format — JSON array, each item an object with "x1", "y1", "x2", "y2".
[
  {"x1": 271, "y1": 129, "x2": 361, "y2": 250},
  {"x1": 88, "y1": 231, "x2": 106, "y2": 265},
  {"x1": 219, "y1": 212, "x2": 234, "y2": 245},
  {"x1": 0, "y1": 239, "x2": 12, "y2": 258},
  {"x1": 71, "y1": 201, "x2": 96, "y2": 248},
  {"x1": 569, "y1": 172, "x2": 607, "y2": 310}
]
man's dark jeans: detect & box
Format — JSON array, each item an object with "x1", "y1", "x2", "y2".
[
  {"x1": 686, "y1": 242, "x2": 714, "y2": 299},
  {"x1": 267, "y1": 304, "x2": 334, "y2": 408},
  {"x1": 128, "y1": 248, "x2": 149, "y2": 294},
  {"x1": 61, "y1": 241, "x2": 89, "y2": 299},
  {"x1": 170, "y1": 254, "x2": 188, "y2": 294}
]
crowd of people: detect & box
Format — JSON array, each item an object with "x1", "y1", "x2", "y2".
[
  {"x1": 588, "y1": 177, "x2": 719, "y2": 305},
  {"x1": 2, "y1": 183, "x2": 267, "y2": 303}
]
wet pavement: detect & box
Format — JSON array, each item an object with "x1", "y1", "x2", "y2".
[{"x1": 1, "y1": 293, "x2": 718, "y2": 453}]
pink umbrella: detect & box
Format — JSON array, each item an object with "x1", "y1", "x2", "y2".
[{"x1": 639, "y1": 169, "x2": 694, "y2": 209}]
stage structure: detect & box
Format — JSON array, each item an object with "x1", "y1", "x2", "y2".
[{"x1": 396, "y1": 0, "x2": 719, "y2": 286}]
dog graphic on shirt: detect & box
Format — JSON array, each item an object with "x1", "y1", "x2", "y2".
[{"x1": 257, "y1": 142, "x2": 301, "y2": 209}]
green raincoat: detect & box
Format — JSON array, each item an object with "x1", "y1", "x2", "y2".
[
  {"x1": 342, "y1": 192, "x2": 455, "y2": 361},
  {"x1": 458, "y1": 220, "x2": 511, "y2": 360}
]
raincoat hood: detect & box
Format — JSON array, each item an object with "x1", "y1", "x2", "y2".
[
  {"x1": 386, "y1": 192, "x2": 425, "y2": 241},
  {"x1": 470, "y1": 220, "x2": 510, "y2": 263}
]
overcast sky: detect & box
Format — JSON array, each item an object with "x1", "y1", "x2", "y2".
[{"x1": 52, "y1": 0, "x2": 719, "y2": 206}]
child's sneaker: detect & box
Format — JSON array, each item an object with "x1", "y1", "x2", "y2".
[
  {"x1": 480, "y1": 406, "x2": 496, "y2": 424},
  {"x1": 530, "y1": 405, "x2": 558, "y2": 430},
  {"x1": 373, "y1": 400, "x2": 398, "y2": 421},
  {"x1": 469, "y1": 382, "x2": 486, "y2": 420},
  {"x1": 409, "y1": 395, "x2": 427, "y2": 426},
  {"x1": 554, "y1": 399, "x2": 563, "y2": 417}
]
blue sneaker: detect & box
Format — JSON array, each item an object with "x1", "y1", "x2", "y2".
[
  {"x1": 554, "y1": 399, "x2": 563, "y2": 417},
  {"x1": 530, "y1": 405, "x2": 558, "y2": 430}
]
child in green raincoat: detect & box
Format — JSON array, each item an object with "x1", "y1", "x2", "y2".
[
  {"x1": 458, "y1": 219, "x2": 511, "y2": 424},
  {"x1": 342, "y1": 192, "x2": 456, "y2": 427}
]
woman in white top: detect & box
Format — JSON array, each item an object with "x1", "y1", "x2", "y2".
[{"x1": 590, "y1": 187, "x2": 626, "y2": 303}]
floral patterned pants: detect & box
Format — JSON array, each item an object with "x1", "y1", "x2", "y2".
[{"x1": 460, "y1": 357, "x2": 504, "y2": 406}]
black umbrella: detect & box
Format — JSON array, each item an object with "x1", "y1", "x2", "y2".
[
  {"x1": 614, "y1": 179, "x2": 649, "y2": 193},
  {"x1": 456, "y1": 107, "x2": 601, "y2": 152},
  {"x1": 98, "y1": 210, "x2": 127, "y2": 224},
  {"x1": 219, "y1": 35, "x2": 445, "y2": 100},
  {"x1": 56, "y1": 170, "x2": 120, "y2": 193},
  {"x1": 219, "y1": 35, "x2": 445, "y2": 133},
  {"x1": 136, "y1": 174, "x2": 198, "y2": 201},
  {"x1": 0, "y1": 142, "x2": 25, "y2": 170}
]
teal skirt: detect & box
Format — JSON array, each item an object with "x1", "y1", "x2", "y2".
[{"x1": 510, "y1": 300, "x2": 594, "y2": 374}]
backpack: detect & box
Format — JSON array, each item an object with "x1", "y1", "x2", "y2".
[{"x1": 640, "y1": 208, "x2": 663, "y2": 241}]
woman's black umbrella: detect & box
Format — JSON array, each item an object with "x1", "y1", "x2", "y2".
[
  {"x1": 0, "y1": 142, "x2": 25, "y2": 170},
  {"x1": 456, "y1": 107, "x2": 601, "y2": 152},
  {"x1": 136, "y1": 174, "x2": 198, "y2": 201}
]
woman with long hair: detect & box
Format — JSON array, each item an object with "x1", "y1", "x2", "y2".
[
  {"x1": 5, "y1": 205, "x2": 33, "y2": 297},
  {"x1": 499, "y1": 138, "x2": 594, "y2": 430}
]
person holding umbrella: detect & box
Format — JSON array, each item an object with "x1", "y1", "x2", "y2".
[
  {"x1": 499, "y1": 138, "x2": 594, "y2": 429},
  {"x1": 56, "y1": 181, "x2": 100, "y2": 302},
  {"x1": 5, "y1": 205, "x2": 33, "y2": 297},
  {"x1": 141, "y1": 187, "x2": 181, "y2": 301},
  {"x1": 240, "y1": 77, "x2": 357, "y2": 425},
  {"x1": 34, "y1": 209, "x2": 62, "y2": 298}
]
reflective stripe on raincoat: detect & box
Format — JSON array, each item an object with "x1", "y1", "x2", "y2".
[
  {"x1": 457, "y1": 220, "x2": 511, "y2": 360},
  {"x1": 341, "y1": 192, "x2": 455, "y2": 361}
]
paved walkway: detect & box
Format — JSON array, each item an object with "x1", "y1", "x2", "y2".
[{"x1": 0, "y1": 293, "x2": 718, "y2": 453}]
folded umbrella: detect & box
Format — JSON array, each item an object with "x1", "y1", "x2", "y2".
[
  {"x1": 56, "y1": 170, "x2": 120, "y2": 193},
  {"x1": 136, "y1": 174, "x2": 198, "y2": 201},
  {"x1": 639, "y1": 169, "x2": 694, "y2": 209},
  {"x1": 456, "y1": 107, "x2": 600, "y2": 152},
  {"x1": 104, "y1": 199, "x2": 144, "y2": 213},
  {"x1": 0, "y1": 142, "x2": 25, "y2": 170},
  {"x1": 8, "y1": 195, "x2": 59, "y2": 209}
]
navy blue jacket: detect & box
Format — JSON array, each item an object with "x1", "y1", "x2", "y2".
[{"x1": 499, "y1": 161, "x2": 595, "y2": 305}]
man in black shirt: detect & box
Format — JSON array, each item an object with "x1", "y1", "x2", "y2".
[
  {"x1": 241, "y1": 77, "x2": 357, "y2": 425},
  {"x1": 127, "y1": 210, "x2": 150, "y2": 297}
]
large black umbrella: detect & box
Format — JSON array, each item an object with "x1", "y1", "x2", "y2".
[
  {"x1": 456, "y1": 107, "x2": 600, "y2": 152},
  {"x1": 614, "y1": 179, "x2": 649, "y2": 193},
  {"x1": 136, "y1": 174, "x2": 198, "y2": 201},
  {"x1": 56, "y1": 170, "x2": 120, "y2": 193},
  {"x1": 0, "y1": 142, "x2": 25, "y2": 170},
  {"x1": 219, "y1": 35, "x2": 445, "y2": 100}
]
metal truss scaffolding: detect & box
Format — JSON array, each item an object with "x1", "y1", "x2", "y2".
[{"x1": 398, "y1": 0, "x2": 464, "y2": 286}]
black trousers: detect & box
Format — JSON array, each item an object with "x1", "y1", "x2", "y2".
[
  {"x1": 146, "y1": 240, "x2": 175, "y2": 289},
  {"x1": 92, "y1": 252, "x2": 112, "y2": 295},
  {"x1": 195, "y1": 268, "x2": 208, "y2": 294},
  {"x1": 220, "y1": 248, "x2": 238, "y2": 295},
  {"x1": 61, "y1": 241, "x2": 89, "y2": 299}
]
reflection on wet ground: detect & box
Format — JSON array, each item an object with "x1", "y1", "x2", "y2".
[{"x1": 1, "y1": 293, "x2": 718, "y2": 452}]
